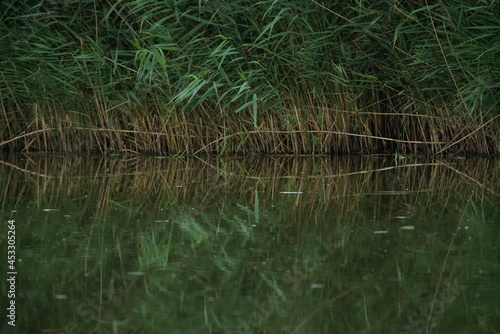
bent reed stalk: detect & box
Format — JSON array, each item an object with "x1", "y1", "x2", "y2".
[{"x1": 1, "y1": 0, "x2": 499, "y2": 155}]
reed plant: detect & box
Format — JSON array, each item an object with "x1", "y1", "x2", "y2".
[{"x1": 1, "y1": 0, "x2": 499, "y2": 154}]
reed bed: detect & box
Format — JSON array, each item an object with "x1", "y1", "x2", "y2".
[{"x1": 1, "y1": 0, "x2": 499, "y2": 154}]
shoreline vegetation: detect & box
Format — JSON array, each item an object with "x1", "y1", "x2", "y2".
[{"x1": 1, "y1": 0, "x2": 499, "y2": 155}]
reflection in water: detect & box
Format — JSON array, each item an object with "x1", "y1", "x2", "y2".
[{"x1": 0, "y1": 155, "x2": 499, "y2": 333}]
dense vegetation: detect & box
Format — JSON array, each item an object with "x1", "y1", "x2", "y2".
[{"x1": 1, "y1": 0, "x2": 499, "y2": 154}]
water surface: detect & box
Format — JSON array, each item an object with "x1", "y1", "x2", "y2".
[{"x1": 1, "y1": 155, "x2": 499, "y2": 333}]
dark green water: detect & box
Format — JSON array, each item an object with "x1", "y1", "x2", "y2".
[{"x1": 1, "y1": 155, "x2": 499, "y2": 334}]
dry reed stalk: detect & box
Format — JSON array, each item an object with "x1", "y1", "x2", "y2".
[{"x1": 2, "y1": 102, "x2": 498, "y2": 155}]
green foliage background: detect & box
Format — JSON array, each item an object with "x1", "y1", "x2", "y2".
[{"x1": 1, "y1": 0, "x2": 499, "y2": 154}]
